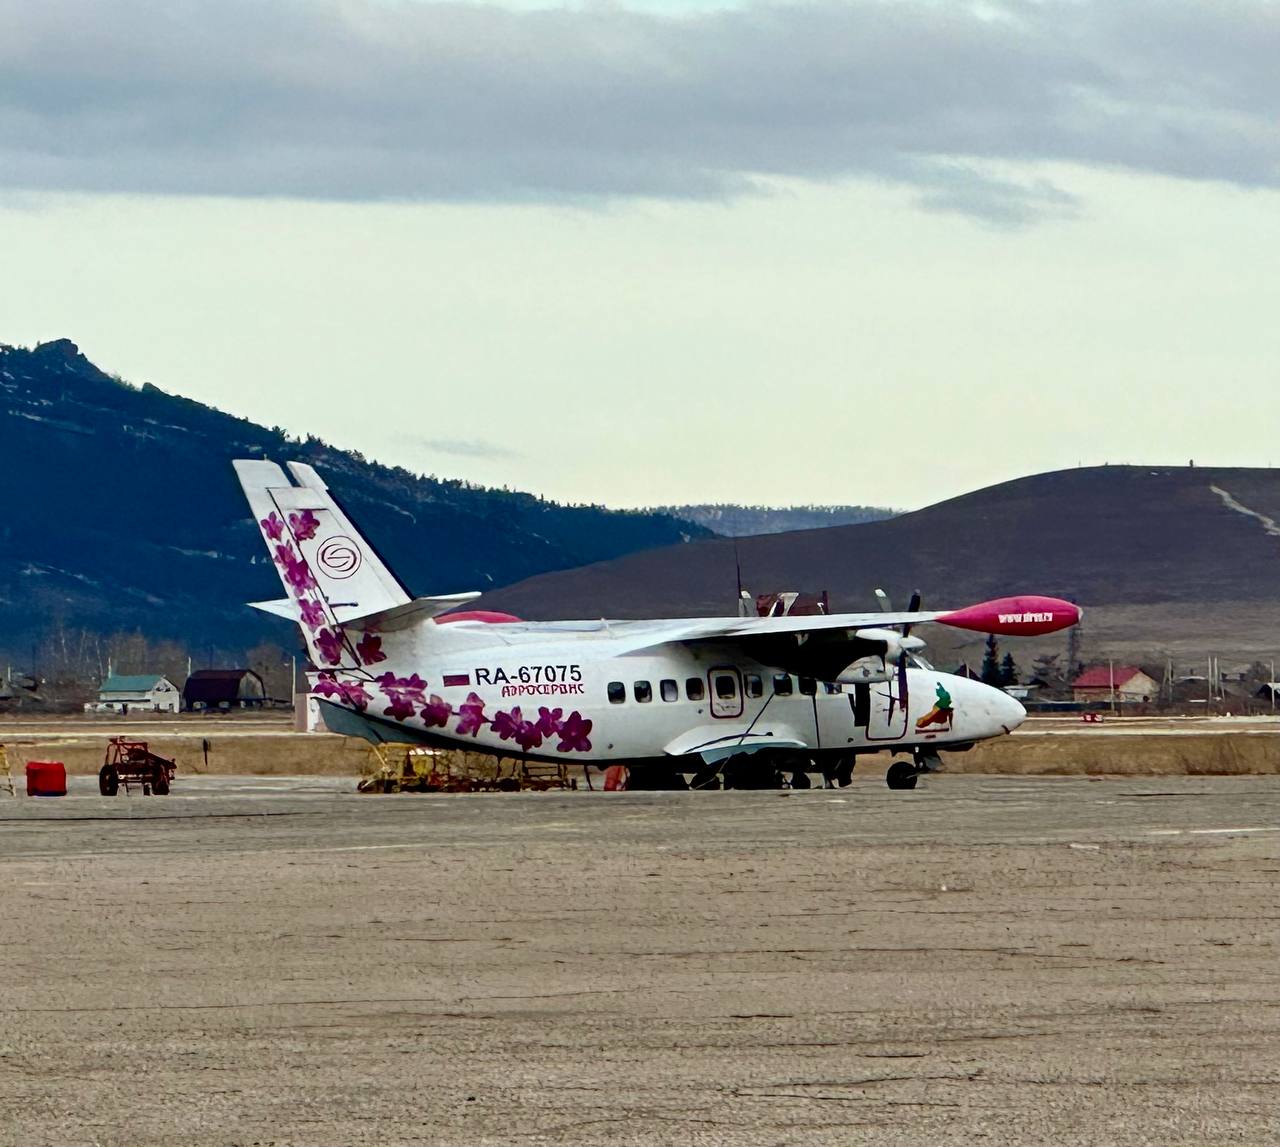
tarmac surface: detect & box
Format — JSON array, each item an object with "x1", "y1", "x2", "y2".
[{"x1": 3, "y1": 774, "x2": 1280, "y2": 1146}]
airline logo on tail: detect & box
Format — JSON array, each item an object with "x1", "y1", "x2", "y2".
[{"x1": 316, "y1": 536, "x2": 362, "y2": 579}]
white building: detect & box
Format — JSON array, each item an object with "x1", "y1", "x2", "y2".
[{"x1": 87, "y1": 674, "x2": 181, "y2": 714}]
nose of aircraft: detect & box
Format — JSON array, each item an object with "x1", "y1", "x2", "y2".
[
  {"x1": 931, "y1": 673, "x2": 1026, "y2": 742},
  {"x1": 996, "y1": 687, "x2": 1027, "y2": 733}
]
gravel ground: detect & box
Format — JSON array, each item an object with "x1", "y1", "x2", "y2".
[{"x1": 2, "y1": 775, "x2": 1279, "y2": 1146}]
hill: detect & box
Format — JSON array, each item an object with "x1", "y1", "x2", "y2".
[
  {"x1": 0, "y1": 339, "x2": 709, "y2": 661},
  {"x1": 653, "y1": 503, "x2": 895, "y2": 536},
  {"x1": 477, "y1": 466, "x2": 1280, "y2": 661}
]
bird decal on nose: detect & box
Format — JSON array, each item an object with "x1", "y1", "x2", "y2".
[{"x1": 916, "y1": 682, "x2": 954, "y2": 731}]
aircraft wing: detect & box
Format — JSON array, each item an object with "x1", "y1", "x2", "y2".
[{"x1": 613, "y1": 595, "x2": 1080, "y2": 669}]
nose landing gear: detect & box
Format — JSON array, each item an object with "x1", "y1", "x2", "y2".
[{"x1": 885, "y1": 748, "x2": 943, "y2": 790}]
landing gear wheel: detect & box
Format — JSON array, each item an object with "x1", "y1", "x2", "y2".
[
  {"x1": 788, "y1": 769, "x2": 811, "y2": 790},
  {"x1": 722, "y1": 755, "x2": 784, "y2": 790},
  {"x1": 98, "y1": 764, "x2": 119, "y2": 796},
  {"x1": 833, "y1": 759, "x2": 854, "y2": 788},
  {"x1": 886, "y1": 760, "x2": 919, "y2": 790},
  {"x1": 689, "y1": 764, "x2": 721, "y2": 790}
]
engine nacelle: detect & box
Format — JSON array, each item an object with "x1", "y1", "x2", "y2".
[
  {"x1": 832, "y1": 629, "x2": 925, "y2": 684},
  {"x1": 836, "y1": 655, "x2": 893, "y2": 685}
]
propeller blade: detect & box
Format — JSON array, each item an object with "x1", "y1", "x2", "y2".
[
  {"x1": 876, "y1": 589, "x2": 923, "y2": 711},
  {"x1": 902, "y1": 590, "x2": 922, "y2": 638}
]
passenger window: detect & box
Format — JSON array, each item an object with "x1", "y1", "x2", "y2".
[
  {"x1": 685, "y1": 677, "x2": 705, "y2": 701},
  {"x1": 799, "y1": 677, "x2": 817, "y2": 696},
  {"x1": 745, "y1": 674, "x2": 763, "y2": 698},
  {"x1": 608, "y1": 681, "x2": 626, "y2": 704},
  {"x1": 660, "y1": 679, "x2": 678, "y2": 702},
  {"x1": 714, "y1": 674, "x2": 737, "y2": 699},
  {"x1": 634, "y1": 680, "x2": 652, "y2": 703},
  {"x1": 823, "y1": 682, "x2": 841, "y2": 695},
  {"x1": 773, "y1": 674, "x2": 793, "y2": 696}
]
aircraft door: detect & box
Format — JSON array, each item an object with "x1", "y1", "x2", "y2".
[
  {"x1": 708, "y1": 667, "x2": 744, "y2": 719},
  {"x1": 866, "y1": 676, "x2": 909, "y2": 741}
]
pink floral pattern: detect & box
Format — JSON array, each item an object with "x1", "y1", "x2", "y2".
[
  {"x1": 456, "y1": 692, "x2": 488, "y2": 737},
  {"x1": 535, "y1": 707, "x2": 563, "y2": 739},
  {"x1": 272, "y1": 542, "x2": 318, "y2": 596},
  {"x1": 355, "y1": 631, "x2": 386, "y2": 665},
  {"x1": 421, "y1": 694, "x2": 452, "y2": 728},
  {"x1": 555, "y1": 711, "x2": 593, "y2": 753},
  {"x1": 289, "y1": 509, "x2": 321, "y2": 541},
  {"x1": 382, "y1": 693, "x2": 417, "y2": 721},
  {"x1": 374, "y1": 672, "x2": 428, "y2": 721},
  {"x1": 299, "y1": 598, "x2": 327, "y2": 631},
  {"x1": 490, "y1": 708, "x2": 519, "y2": 741},
  {"x1": 261, "y1": 512, "x2": 284, "y2": 541},
  {"x1": 314, "y1": 668, "x2": 593, "y2": 755},
  {"x1": 313, "y1": 673, "x2": 370, "y2": 712},
  {"x1": 315, "y1": 627, "x2": 345, "y2": 666},
  {"x1": 492, "y1": 706, "x2": 544, "y2": 752}
]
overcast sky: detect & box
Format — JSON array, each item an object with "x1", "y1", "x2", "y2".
[{"x1": 2, "y1": 0, "x2": 1278, "y2": 509}]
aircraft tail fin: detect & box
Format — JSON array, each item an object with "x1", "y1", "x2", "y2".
[{"x1": 234, "y1": 460, "x2": 413, "y2": 671}]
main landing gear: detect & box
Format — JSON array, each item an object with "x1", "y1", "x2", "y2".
[{"x1": 885, "y1": 748, "x2": 943, "y2": 790}]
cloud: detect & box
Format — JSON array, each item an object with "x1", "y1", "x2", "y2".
[
  {"x1": 1, "y1": 0, "x2": 1277, "y2": 222},
  {"x1": 396, "y1": 434, "x2": 520, "y2": 461}
]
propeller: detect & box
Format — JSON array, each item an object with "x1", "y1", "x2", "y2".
[{"x1": 874, "y1": 587, "x2": 923, "y2": 717}]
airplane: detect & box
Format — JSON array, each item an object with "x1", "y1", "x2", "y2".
[{"x1": 234, "y1": 459, "x2": 1082, "y2": 790}]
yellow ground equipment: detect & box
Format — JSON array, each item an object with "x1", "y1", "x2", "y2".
[
  {"x1": 0, "y1": 745, "x2": 14, "y2": 797},
  {"x1": 356, "y1": 744, "x2": 575, "y2": 793},
  {"x1": 519, "y1": 760, "x2": 573, "y2": 791}
]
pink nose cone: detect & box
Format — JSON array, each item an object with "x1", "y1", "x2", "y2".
[{"x1": 937, "y1": 596, "x2": 1081, "y2": 637}]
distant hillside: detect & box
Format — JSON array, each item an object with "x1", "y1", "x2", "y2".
[
  {"x1": 0, "y1": 339, "x2": 708, "y2": 658},
  {"x1": 653, "y1": 503, "x2": 895, "y2": 536},
  {"x1": 478, "y1": 466, "x2": 1280, "y2": 623}
]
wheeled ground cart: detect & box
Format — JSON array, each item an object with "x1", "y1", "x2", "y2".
[{"x1": 99, "y1": 738, "x2": 176, "y2": 796}]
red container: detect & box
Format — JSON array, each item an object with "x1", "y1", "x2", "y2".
[{"x1": 26, "y1": 761, "x2": 67, "y2": 797}]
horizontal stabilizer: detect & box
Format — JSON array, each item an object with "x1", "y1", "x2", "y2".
[
  {"x1": 249, "y1": 598, "x2": 299, "y2": 621},
  {"x1": 347, "y1": 592, "x2": 485, "y2": 633}
]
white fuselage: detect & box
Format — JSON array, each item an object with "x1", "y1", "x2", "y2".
[{"x1": 316, "y1": 617, "x2": 1026, "y2": 766}]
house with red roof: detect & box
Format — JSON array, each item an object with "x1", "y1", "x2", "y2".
[{"x1": 1072, "y1": 665, "x2": 1159, "y2": 704}]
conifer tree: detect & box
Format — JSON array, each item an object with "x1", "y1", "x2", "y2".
[
  {"x1": 999, "y1": 651, "x2": 1018, "y2": 686},
  {"x1": 980, "y1": 634, "x2": 1002, "y2": 685}
]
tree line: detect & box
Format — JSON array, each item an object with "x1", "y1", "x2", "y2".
[{"x1": 9, "y1": 622, "x2": 301, "y2": 707}]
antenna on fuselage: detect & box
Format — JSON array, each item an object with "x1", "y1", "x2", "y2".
[{"x1": 734, "y1": 540, "x2": 749, "y2": 617}]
